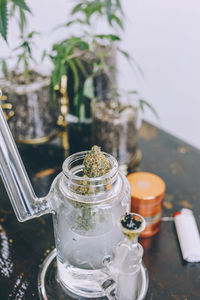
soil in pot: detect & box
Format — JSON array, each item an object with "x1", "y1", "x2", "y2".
[
  {"x1": 93, "y1": 99, "x2": 139, "y2": 166},
  {"x1": 0, "y1": 71, "x2": 59, "y2": 142}
]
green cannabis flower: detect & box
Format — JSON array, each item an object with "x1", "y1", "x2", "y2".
[
  {"x1": 74, "y1": 146, "x2": 112, "y2": 231},
  {"x1": 76, "y1": 146, "x2": 111, "y2": 195},
  {"x1": 83, "y1": 145, "x2": 111, "y2": 178}
]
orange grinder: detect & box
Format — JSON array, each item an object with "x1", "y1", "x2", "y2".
[{"x1": 127, "y1": 172, "x2": 166, "y2": 237}]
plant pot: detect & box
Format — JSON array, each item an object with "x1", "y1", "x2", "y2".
[
  {"x1": 66, "y1": 45, "x2": 117, "y2": 154},
  {"x1": 67, "y1": 45, "x2": 116, "y2": 118},
  {"x1": 92, "y1": 97, "x2": 142, "y2": 173},
  {"x1": 0, "y1": 71, "x2": 59, "y2": 144}
]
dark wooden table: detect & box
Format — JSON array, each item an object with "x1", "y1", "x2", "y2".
[{"x1": 0, "y1": 122, "x2": 200, "y2": 300}]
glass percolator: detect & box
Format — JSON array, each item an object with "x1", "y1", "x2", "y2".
[{"x1": 0, "y1": 100, "x2": 148, "y2": 299}]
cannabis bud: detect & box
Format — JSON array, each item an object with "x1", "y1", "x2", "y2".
[
  {"x1": 74, "y1": 146, "x2": 112, "y2": 230},
  {"x1": 83, "y1": 145, "x2": 111, "y2": 178}
]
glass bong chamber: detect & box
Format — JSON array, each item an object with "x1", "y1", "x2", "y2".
[{"x1": 0, "y1": 104, "x2": 148, "y2": 300}]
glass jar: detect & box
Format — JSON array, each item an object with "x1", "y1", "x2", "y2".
[
  {"x1": 49, "y1": 151, "x2": 131, "y2": 298},
  {"x1": 92, "y1": 93, "x2": 141, "y2": 173},
  {"x1": 0, "y1": 72, "x2": 59, "y2": 143},
  {"x1": 66, "y1": 45, "x2": 116, "y2": 154}
]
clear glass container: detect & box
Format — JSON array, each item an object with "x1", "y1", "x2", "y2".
[
  {"x1": 48, "y1": 151, "x2": 131, "y2": 298},
  {"x1": 92, "y1": 92, "x2": 141, "y2": 172},
  {"x1": 0, "y1": 102, "x2": 149, "y2": 299},
  {"x1": 0, "y1": 73, "x2": 59, "y2": 142}
]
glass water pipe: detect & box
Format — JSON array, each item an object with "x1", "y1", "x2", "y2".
[{"x1": 1, "y1": 98, "x2": 144, "y2": 299}]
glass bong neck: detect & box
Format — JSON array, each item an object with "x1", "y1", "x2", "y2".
[{"x1": 0, "y1": 96, "x2": 50, "y2": 222}]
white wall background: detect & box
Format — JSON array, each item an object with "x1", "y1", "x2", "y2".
[
  {"x1": 1, "y1": 0, "x2": 200, "y2": 149},
  {"x1": 120, "y1": 0, "x2": 200, "y2": 149}
]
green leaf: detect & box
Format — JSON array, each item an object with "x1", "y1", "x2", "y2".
[
  {"x1": 16, "y1": 52, "x2": 24, "y2": 69},
  {"x1": 51, "y1": 58, "x2": 66, "y2": 89},
  {"x1": 118, "y1": 47, "x2": 145, "y2": 78},
  {"x1": 53, "y1": 37, "x2": 89, "y2": 56},
  {"x1": 71, "y1": 3, "x2": 83, "y2": 15},
  {"x1": 109, "y1": 64, "x2": 116, "y2": 71},
  {"x1": 68, "y1": 59, "x2": 79, "y2": 93},
  {"x1": 26, "y1": 43, "x2": 32, "y2": 56},
  {"x1": 104, "y1": 0, "x2": 112, "y2": 24},
  {"x1": 27, "y1": 31, "x2": 36, "y2": 38},
  {"x1": 95, "y1": 34, "x2": 120, "y2": 41},
  {"x1": 116, "y1": 0, "x2": 123, "y2": 12},
  {"x1": 65, "y1": 20, "x2": 75, "y2": 27},
  {"x1": 74, "y1": 89, "x2": 84, "y2": 120},
  {"x1": 23, "y1": 58, "x2": 29, "y2": 78},
  {"x1": 79, "y1": 103, "x2": 85, "y2": 120},
  {"x1": 19, "y1": 8, "x2": 26, "y2": 33},
  {"x1": 139, "y1": 99, "x2": 159, "y2": 119},
  {"x1": 82, "y1": 2, "x2": 103, "y2": 24},
  {"x1": 9, "y1": 3, "x2": 16, "y2": 17},
  {"x1": 41, "y1": 49, "x2": 47, "y2": 61},
  {"x1": 117, "y1": 48, "x2": 130, "y2": 59},
  {"x1": 66, "y1": 19, "x2": 86, "y2": 27},
  {"x1": 83, "y1": 77, "x2": 94, "y2": 99},
  {"x1": 75, "y1": 57, "x2": 89, "y2": 78},
  {"x1": 0, "y1": 0, "x2": 8, "y2": 41},
  {"x1": 110, "y1": 14, "x2": 123, "y2": 30},
  {"x1": 128, "y1": 90, "x2": 138, "y2": 95},
  {"x1": 21, "y1": 41, "x2": 32, "y2": 56},
  {"x1": 12, "y1": 0, "x2": 31, "y2": 13},
  {"x1": 1, "y1": 59, "x2": 8, "y2": 75}
]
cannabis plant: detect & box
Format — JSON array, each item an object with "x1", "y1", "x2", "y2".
[
  {"x1": 0, "y1": 0, "x2": 42, "y2": 83},
  {"x1": 0, "y1": 0, "x2": 31, "y2": 42},
  {"x1": 1, "y1": 31, "x2": 39, "y2": 82},
  {"x1": 65, "y1": 0, "x2": 124, "y2": 30},
  {"x1": 51, "y1": 0, "x2": 127, "y2": 120},
  {"x1": 51, "y1": 33, "x2": 121, "y2": 119}
]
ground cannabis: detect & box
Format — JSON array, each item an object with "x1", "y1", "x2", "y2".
[
  {"x1": 121, "y1": 213, "x2": 142, "y2": 230},
  {"x1": 120, "y1": 213, "x2": 142, "y2": 242}
]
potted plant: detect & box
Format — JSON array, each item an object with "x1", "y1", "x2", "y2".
[
  {"x1": 92, "y1": 89, "x2": 158, "y2": 173},
  {"x1": 50, "y1": 0, "x2": 159, "y2": 165},
  {"x1": 50, "y1": 0, "x2": 126, "y2": 153},
  {"x1": 0, "y1": 2, "x2": 59, "y2": 143}
]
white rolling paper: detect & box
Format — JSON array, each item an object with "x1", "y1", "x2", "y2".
[{"x1": 174, "y1": 208, "x2": 200, "y2": 263}]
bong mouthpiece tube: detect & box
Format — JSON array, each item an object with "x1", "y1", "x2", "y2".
[{"x1": 174, "y1": 208, "x2": 200, "y2": 263}]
